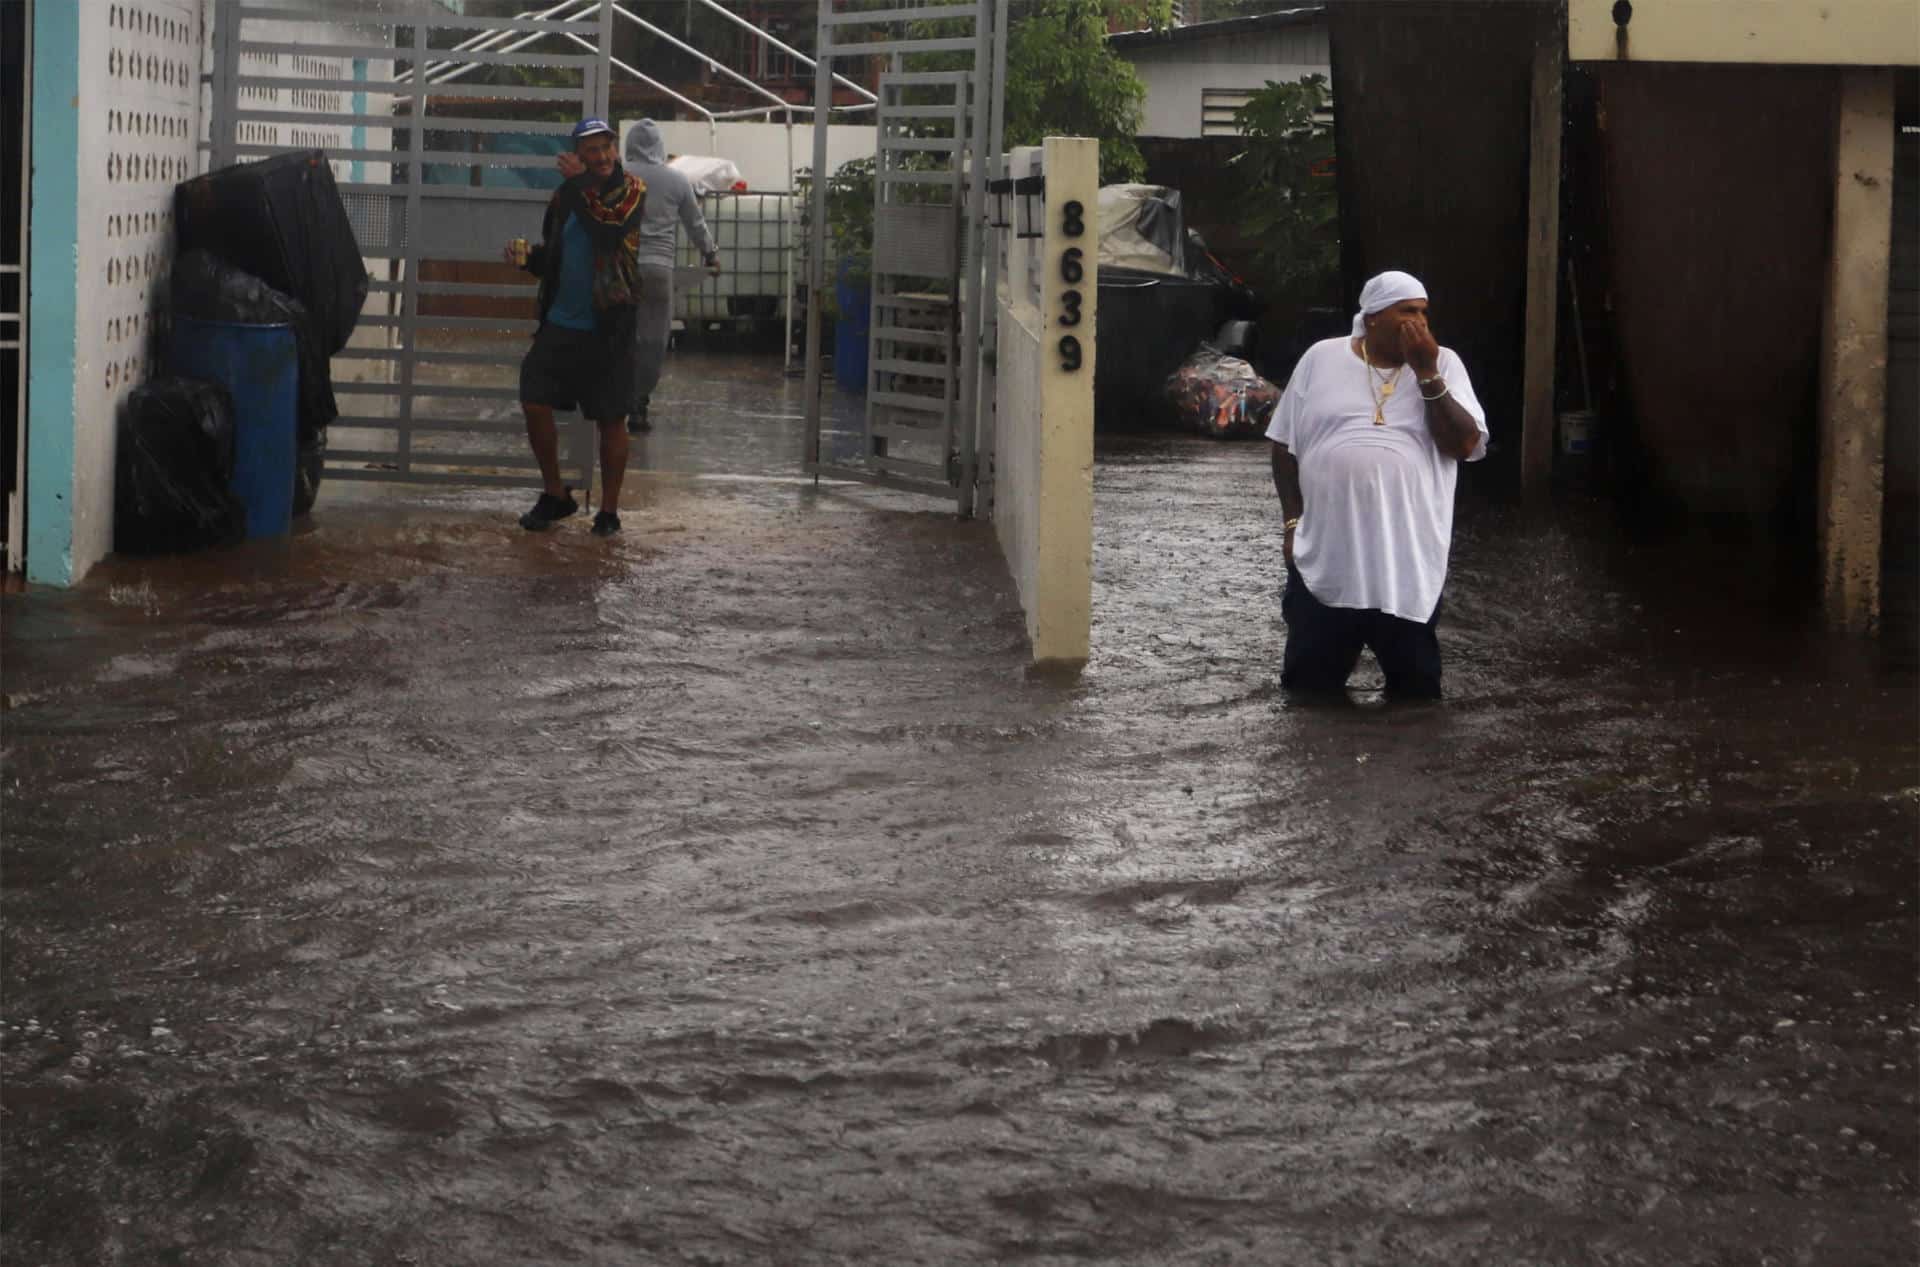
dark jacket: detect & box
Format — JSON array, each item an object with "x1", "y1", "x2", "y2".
[{"x1": 523, "y1": 165, "x2": 647, "y2": 342}]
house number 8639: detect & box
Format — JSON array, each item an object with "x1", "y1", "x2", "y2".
[{"x1": 1057, "y1": 199, "x2": 1085, "y2": 374}]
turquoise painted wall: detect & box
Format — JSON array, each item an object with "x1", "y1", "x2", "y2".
[{"x1": 25, "y1": 0, "x2": 78, "y2": 587}]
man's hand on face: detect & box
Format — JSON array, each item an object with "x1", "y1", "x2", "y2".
[
  {"x1": 1399, "y1": 315, "x2": 1441, "y2": 379},
  {"x1": 556, "y1": 151, "x2": 587, "y2": 182}
]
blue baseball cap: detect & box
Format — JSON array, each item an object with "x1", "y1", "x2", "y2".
[{"x1": 571, "y1": 117, "x2": 616, "y2": 142}]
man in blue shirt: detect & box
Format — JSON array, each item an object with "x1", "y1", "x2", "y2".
[{"x1": 508, "y1": 118, "x2": 647, "y2": 537}]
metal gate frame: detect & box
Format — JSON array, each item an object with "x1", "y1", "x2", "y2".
[
  {"x1": 205, "y1": 0, "x2": 612, "y2": 492},
  {"x1": 801, "y1": 0, "x2": 1009, "y2": 515},
  {"x1": 4, "y1": 0, "x2": 29, "y2": 574}
]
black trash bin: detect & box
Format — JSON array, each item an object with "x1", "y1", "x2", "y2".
[{"x1": 1094, "y1": 266, "x2": 1232, "y2": 431}]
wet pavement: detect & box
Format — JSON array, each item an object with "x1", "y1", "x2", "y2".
[{"x1": 3, "y1": 351, "x2": 1916, "y2": 1265}]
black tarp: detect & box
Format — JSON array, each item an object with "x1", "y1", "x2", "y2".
[
  {"x1": 174, "y1": 151, "x2": 368, "y2": 355},
  {"x1": 114, "y1": 378, "x2": 246, "y2": 555}
]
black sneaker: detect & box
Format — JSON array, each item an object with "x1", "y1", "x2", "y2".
[
  {"x1": 590, "y1": 510, "x2": 622, "y2": 538},
  {"x1": 519, "y1": 489, "x2": 579, "y2": 531}
]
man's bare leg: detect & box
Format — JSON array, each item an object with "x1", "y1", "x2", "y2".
[
  {"x1": 522, "y1": 402, "x2": 566, "y2": 497},
  {"x1": 597, "y1": 419, "x2": 628, "y2": 513}
]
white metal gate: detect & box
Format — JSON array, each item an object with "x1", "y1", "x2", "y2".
[
  {"x1": 802, "y1": 0, "x2": 1005, "y2": 513},
  {"x1": 860, "y1": 71, "x2": 980, "y2": 492},
  {"x1": 205, "y1": 0, "x2": 611, "y2": 491}
]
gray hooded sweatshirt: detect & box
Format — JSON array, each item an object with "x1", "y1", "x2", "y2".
[{"x1": 623, "y1": 120, "x2": 718, "y2": 271}]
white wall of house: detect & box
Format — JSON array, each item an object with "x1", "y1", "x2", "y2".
[{"x1": 1118, "y1": 23, "x2": 1329, "y2": 138}]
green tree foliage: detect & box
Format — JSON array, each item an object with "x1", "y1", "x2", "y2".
[
  {"x1": 1001, "y1": 0, "x2": 1163, "y2": 184},
  {"x1": 1230, "y1": 74, "x2": 1338, "y2": 308}
]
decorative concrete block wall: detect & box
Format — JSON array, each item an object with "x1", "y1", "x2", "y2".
[{"x1": 28, "y1": 0, "x2": 202, "y2": 585}]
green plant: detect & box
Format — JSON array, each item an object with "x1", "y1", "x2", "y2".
[
  {"x1": 1001, "y1": 0, "x2": 1162, "y2": 184},
  {"x1": 1230, "y1": 75, "x2": 1340, "y2": 310},
  {"x1": 903, "y1": 0, "x2": 1164, "y2": 185},
  {"x1": 797, "y1": 156, "x2": 877, "y2": 315}
]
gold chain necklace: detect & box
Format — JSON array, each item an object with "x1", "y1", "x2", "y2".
[{"x1": 1359, "y1": 338, "x2": 1401, "y2": 426}]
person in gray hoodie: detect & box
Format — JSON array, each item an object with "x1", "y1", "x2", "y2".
[{"x1": 621, "y1": 119, "x2": 721, "y2": 434}]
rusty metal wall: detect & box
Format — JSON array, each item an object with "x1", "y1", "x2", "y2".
[{"x1": 1593, "y1": 63, "x2": 1836, "y2": 520}]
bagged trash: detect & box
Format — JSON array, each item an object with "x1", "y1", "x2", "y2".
[
  {"x1": 114, "y1": 378, "x2": 247, "y2": 555},
  {"x1": 1163, "y1": 342, "x2": 1282, "y2": 440},
  {"x1": 171, "y1": 248, "x2": 333, "y2": 513},
  {"x1": 294, "y1": 426, "x2": 327, "y2": 518},
  {"x1": 174, "y1": 151, "x2": 368, "y2": 355}
]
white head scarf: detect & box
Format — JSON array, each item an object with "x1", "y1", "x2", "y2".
[{"x1": 1350, "y1": 270, "x2": 1429, "y2": 339}]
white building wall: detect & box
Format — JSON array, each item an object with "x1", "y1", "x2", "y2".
[
  {"x1": 65, "y1": 0, "x2": 205, "y2": 580},
  {"x1": 632, "y1": 120, "x2": 879, "y2": 193},
  {"x1": 1120, "y1": 25, "x2": 1330, "y2": 138}
]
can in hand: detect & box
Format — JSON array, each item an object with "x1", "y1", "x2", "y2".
[{"x1": 509, "y1": 237, "x2": 530, "y2": 267}]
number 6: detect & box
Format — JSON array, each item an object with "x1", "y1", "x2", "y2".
[{"x1": 1060, "y1": 247, "x2": 1083, "y2": 285}]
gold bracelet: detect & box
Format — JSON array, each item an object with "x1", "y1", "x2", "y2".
[{"x1": 1284, "y1": 517, "x2": 1301, "y2": 531}]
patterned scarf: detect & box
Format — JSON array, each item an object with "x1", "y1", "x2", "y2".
[{"x1": 577, "y1": 171, "x2": 647, "y2": 309}]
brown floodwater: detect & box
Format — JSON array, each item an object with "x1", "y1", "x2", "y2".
[{"x1": 3, "y1": 352, "x2": 1915, "y2": 1265}]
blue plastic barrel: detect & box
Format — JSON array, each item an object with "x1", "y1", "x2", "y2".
[
  {"x1": 170, "y1": 318, "x2": 298, "y2": 539},
  {"x1": 833, "y1": 258, "x2": 871, "y2": 394}
]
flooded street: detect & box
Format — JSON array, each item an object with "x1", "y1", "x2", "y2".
[{"x1": 3, "y1": 352, "x2": 1915, "y2": 1265}]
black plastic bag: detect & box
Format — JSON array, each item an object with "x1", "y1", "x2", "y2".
[
  {"x1": 171, "y1": 249, "x2": 333, "y2": 513},
  {"x1": 294, "y1": 426, "x2": 327, "y2": 518},
  {"x1": 174, "y1": 151, "x2": 368, "y2": 356},
  {"x1": 115, "y1": 378, "x2": 246, "y2": 555}
]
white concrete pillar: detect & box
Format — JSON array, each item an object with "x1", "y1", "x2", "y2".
[
  {"x1": 990, "y1": 139, "x2": 1096, "y2": 668},
  {"x1": 1026, "y1": 137, "x2": 1097, "y2": 667},
  {"x1": 1817, "y1": 68, "x2": 1895, "y2": 634}
]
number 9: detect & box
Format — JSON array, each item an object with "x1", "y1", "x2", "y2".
[{"x1": 1059, "y1": 335, "x2": 1082, "y2": 372}]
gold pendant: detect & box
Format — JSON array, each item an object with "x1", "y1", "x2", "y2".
[
  {"x1": 1373, "y1": 408, "x2": 1385, "y2": 426},
  {"x1": 1378, "y1": 382, "x2": 1396, "y2": 398}
]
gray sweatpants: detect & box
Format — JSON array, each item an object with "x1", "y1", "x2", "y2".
[{"x1": 629, "y1": 265, "x2": 674, "y2": 414}]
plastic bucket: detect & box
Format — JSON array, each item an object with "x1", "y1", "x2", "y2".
[
  {"x1": 170, "y1": 318, "x2": 298, "y2": 539},
  {"x1": 833, "y1": 258, "x2": 871, "y2": 393},
  {"x1": 1558, "y1": 409, "x2": 1596, "y2": 457}
]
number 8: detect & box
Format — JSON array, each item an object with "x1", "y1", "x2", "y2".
[{"x1": 1061, "y1": 200, "x2": 1084, "y2": 237}]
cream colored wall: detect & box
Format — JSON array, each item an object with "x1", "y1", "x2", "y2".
[
  {"x1": 1569, "y1": 0, "x2": 1919, "y2": 66},
  {"x1": 992, "y1": 139, "x2": 1098, "y2": 667}
]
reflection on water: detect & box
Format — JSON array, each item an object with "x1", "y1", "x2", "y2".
[{"x1": 3, "y1": 360, "x2": 1914, "y2": 1265}]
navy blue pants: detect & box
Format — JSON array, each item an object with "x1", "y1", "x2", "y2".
[{"x1": 1281, "y1": 560, "x2": 1444, "y2": 699}]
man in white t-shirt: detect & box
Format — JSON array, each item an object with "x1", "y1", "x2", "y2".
[{"x1": 1265, "y1": 270, "x2": 1489, "y2": 698}]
